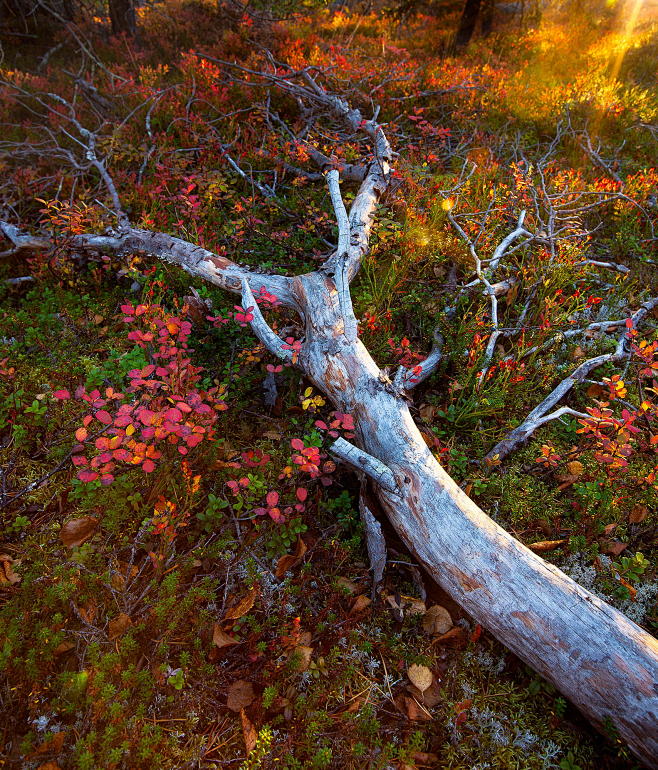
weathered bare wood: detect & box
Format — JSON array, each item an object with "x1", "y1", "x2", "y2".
[
  {"x1": 359, "y1": 494, "x2": 387, "y2": 593},
  {"x1": 6, "y1": 75, "x2": 658, "y2": 768},
  {"x1": 331, "y1": 437, "x2": 398, "y2": 493},
  {"x1": 486, "y1": 297, "x2": 658, "y2": 464},
  {"x1": 293, "y1": 272, "x2": 658, "y2": 768},
  {"x1": 67, "y1": 228, "x2": 299, "y2": 310}
]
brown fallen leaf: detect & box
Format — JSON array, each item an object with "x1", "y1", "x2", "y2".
[
  {"x1": 603, "y1": 540, "x2": 628, "y2": 556},
  {"x1": 504, "y1": 283, "x2": 519, "y2": 306},
  {"x1": 556, "y1": 474, "x2": 579, "y2": 490},
  {"x1": 566, "y1": 460, "x2": 584, "y2": 477},
  {"x1": 111, "y1": 571, "x2": 126, "y2": 591},
  {"x1": 587, "y1": 383, "x2": 606, "y2": 398},
  {"x1": 344, "y1": 693, "x2": 369, "y2": 713},
  {"x1": 419, "y1": 403, "x2": 436, "y2": 421},
  {"x1": 407, "y1": 663, "x2": 433, "y2": 693},
  {"x1": 397, "y1": 693, "x2": 432, "y2": 721},
  {"x1": 224, "y1": 588, "x2": 257, "y2": 621},
  {"x1": 226, "y1": 679, "x2": 255, "y2": 712},
  {"x1": 53, "y1": 641, "x2": 75, "y2": 656},
  {"x1": 571, "y1": 345, "x2": 586, "y2": 360},
  {"x1": 78, "y1": 604, "x2": 97, "y2": 624},
  {"x1": 275, "y1": 538, "x2": 308, "y2": 579},
  {"x1": 108, "y1": 612, "x2": 132, "y2": 640},
  {"x1": 629, "y1": 505, "x2": 649, "y2": 524},
  {"x1": 422, "y1": 604, "x2": 453, "y2": 635},
  {"x1": 60, "y1": 517, "x2": 98, "y2": 548},
  {"x1": 420, "y1": 430, "x2": 437, "y2": 448},
  {"x1": 36, "y1": 764, "x2": 62, "y2": 770},
  {"x1": 407, "y1": 677, "x2": 442, "y2": 708},
  {"x1": 0, "y1": 554, "x2": 21, "y2": 585},
  {"x1": 292, "y1": 644, "x2": 314, "y2": 672},
  {"x1": 212, "y1": 624, "x2": 240, "y2": 649},
  {"x1": 349, "y1": 594, "x2": 372, "y2": 615},
  {"x1": 431, "y1": 626, "x2": 467, "y2": 646},
  {"x1": 528, "y1": 539, "x2": 567, "y2": 553},
  {"x1": 335, "y1": 577, "x2": 360, "y2": 594},
  {"x1": 603, "y1": 523, "x2": 617, "y2": 536},
  {"x1": 28, "y1": 731, "x2": 65, "y2": 758},
  {"x1": 240, "y1": 708, "x2": 258, "y2": 754}
]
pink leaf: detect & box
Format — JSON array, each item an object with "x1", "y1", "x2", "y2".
[
  {"x1": 165, "y1": 407, "x2": 183, "y2": 423},
  {"x1": 142, "y1": 459, "x2": 156, "y2": 473},
  {"x1": 78, "y1": 470, "x2": 99, "y2": 482},
  {"x1": 296, "y1": 487, "x2": 308, "y2": 502},
  {"x1": 266, "y1": 490, "x2": 279, "y2": 507},
  {"x1": 95, "y1": 410, "x2": 112, "y2": 425},
  {"x1": 291, "y1": 438, "x2": 304, "y2": 451},
  {"x1": 53, "y1": 389, "x2": 70, "y2": 400}
]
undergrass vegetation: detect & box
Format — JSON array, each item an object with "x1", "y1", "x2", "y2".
[{"x1": 1, "y1": 0, "x2": 656, "y2": 767}]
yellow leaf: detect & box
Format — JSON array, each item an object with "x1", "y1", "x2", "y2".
[
  {"x1": 566, "y1": 461, "x2": 584, "y2": 477},
  {"x1": 408, "y1": 664, "x2": 433, "y2": 693},
  {"x1": 529, "y1": 539, "x2": 567, "y2": 553}
]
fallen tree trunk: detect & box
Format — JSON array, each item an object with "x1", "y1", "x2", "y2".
[
  {"x1": 294, "y1": 271, "x2": 658, "y2": 769},
  {"x1": 5, "y1": 65, "x2": 658, "y2": 767}
]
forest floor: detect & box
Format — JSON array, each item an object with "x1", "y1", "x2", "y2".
[{"x1": 1, "y1": 2, "x2": 657, "y2": 768}]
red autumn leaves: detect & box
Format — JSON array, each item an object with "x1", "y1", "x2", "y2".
[{"x1": 62, "y1": 303, "x2": 227, "y2": 484}]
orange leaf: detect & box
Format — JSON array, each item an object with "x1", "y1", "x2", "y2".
[
  {"x1": 223, "y1": 588, "x2": 257, "y2": 621},
  {"x1": 212, "y1": 624, "x2": 240, "y2": 649},
  {"x1": 240, "y1": 709, "x2": 258, "y2": 754},
  {"x1": 108, "y1": 612, "x2": 132, "y2": 640}
]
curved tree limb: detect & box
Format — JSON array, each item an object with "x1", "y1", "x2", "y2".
[{"x1": 486, "y1": 297, "x2": 658, "y2": 464}]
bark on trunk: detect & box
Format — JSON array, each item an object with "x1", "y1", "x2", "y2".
[
  {"x1": 293, "y1": 271, "x2": 658, "y2": 769},
  {"x1": 455, "y1": 0, "x2": 482, "y2": 48},
  {"x1": 108, "y1": 0, "x2": 135, "y2": 37}
]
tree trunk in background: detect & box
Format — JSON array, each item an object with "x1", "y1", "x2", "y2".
[
  {"x1": 455, "y1": 0, "x2": 482, "y2": 47},
  {"x1": 108, "y1": 0, "x2": 135, "y2": 36},
  {"x1": 481, "y1": 0, "x2": 494, "y2": 35}
]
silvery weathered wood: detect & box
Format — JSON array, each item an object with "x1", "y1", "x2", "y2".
[{"x1": 4, "y1": 72, "x2": 657, "y2": 768}]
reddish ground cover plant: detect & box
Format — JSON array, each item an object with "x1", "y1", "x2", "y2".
[{"x1": 64, "y1": 304, "x2": 228, "y2": 483}]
